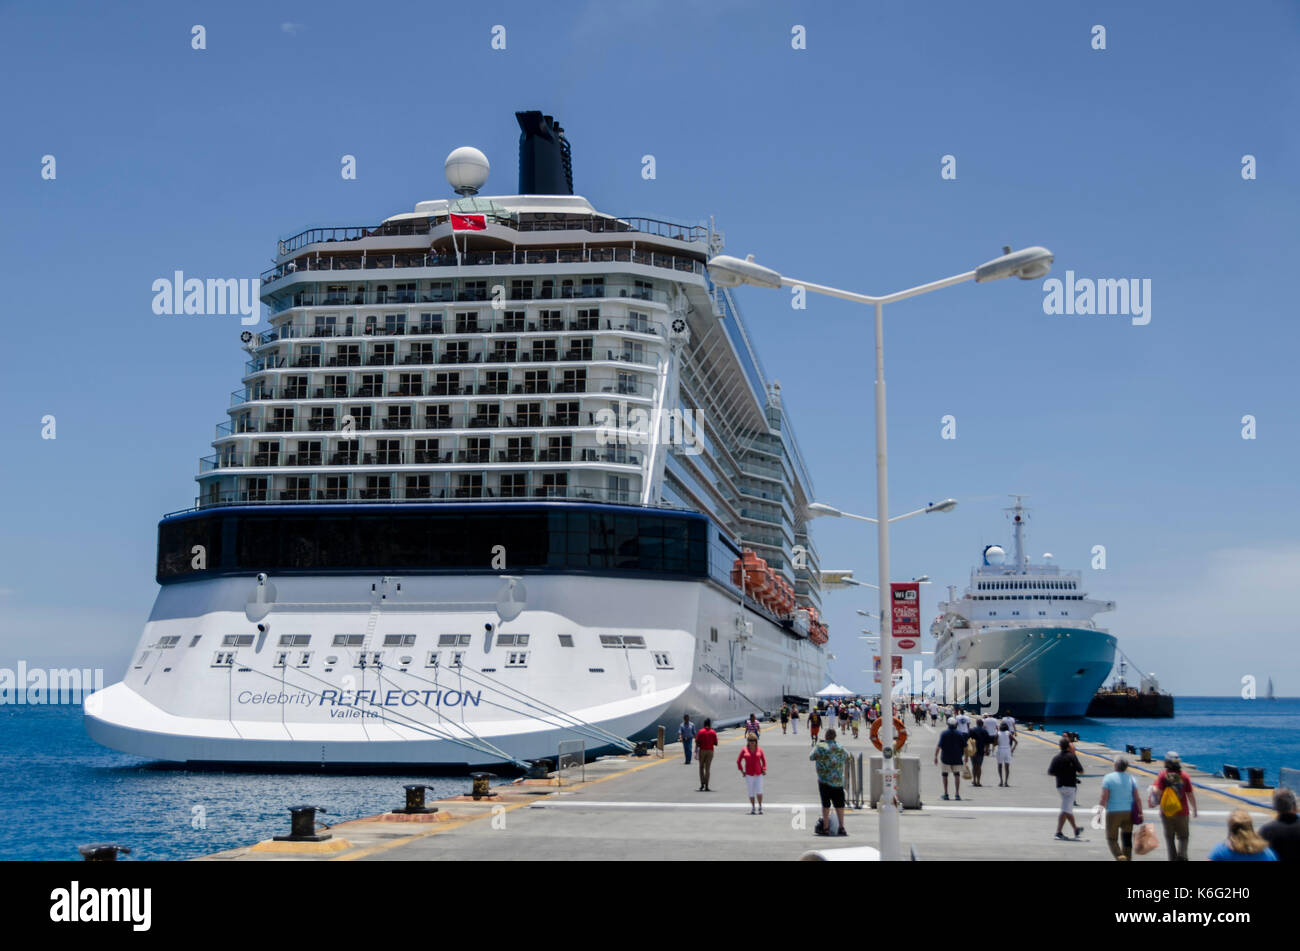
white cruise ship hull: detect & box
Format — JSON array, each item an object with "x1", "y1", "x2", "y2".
[
  {"x1": 85, "y1": 573, "x2": 824, "y2": 767},
  {"x1": 935, "y1": 625, "x2": 1117, "y2": 719}
]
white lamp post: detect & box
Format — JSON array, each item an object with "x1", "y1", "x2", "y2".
[{"x1": 712, "y1": 246, "x2": 1051, "y2": 861}]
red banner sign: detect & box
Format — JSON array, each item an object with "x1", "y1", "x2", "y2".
[
  {"x1": 873, "y1": 655, "x2": 904, "y2": 684},
  {"x1": 890, "y1": 582, "x2": 921, "y2": 655}
]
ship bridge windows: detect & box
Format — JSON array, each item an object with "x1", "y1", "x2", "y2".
[
  {"x1": 222, "y1": 635, "x2": 255, "y2": 647},
  {"x1": 332, "y1": 635, "x2": 364, "y2": 647},
  {"x1": 278, "y1": 635, "x2": 312, "y2": 647},
  {"x1": 558, "y1": 634, "x2": 574, "y2": 647},
  {"x1": 383, "y1": 635, "x2": 416, "y2": 647},
  {"x1": 496, "y1": 634, "x2": 529, "y2": 647},
  {"x1": 155, "y1": 636, "x2": 181, "y2": 649},
  {"x1": 438, "y1": 634, "x2": 471, "y2": 647}
]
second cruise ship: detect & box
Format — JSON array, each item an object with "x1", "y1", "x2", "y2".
[
  {"x1": 85, "y1": 111, "x2": 829, "y2": 767},
  {"x1": 930, "y1": 499, "x2": 1118, "y2": 718}
]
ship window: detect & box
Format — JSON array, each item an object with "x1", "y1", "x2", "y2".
[
  {"x1": 212, "y1": 652, "x2": 235, "y2": 667},
  {"x1": 654, "y1": 652, "x2": 673, "y2": 669},
  {"x1": 134, "y1": 651, "x2": 150, "y2": 668},
  {"x1": 156, "y1": 636, "x2": 181, "y2": 648},
  {"x1": 451, "y1": 652, "x2": 464, "y2": 668},
  {"x1": 438, "y1": 634, "x2": 471, "y2": 646},
  {"x1": 623, "y1": 635, "x2": 646, "y2": 649},
  {"x1": 426, "y1": 651, "x2": 440, "y2": 668},
  {"x1": 298, "y1": 652, "x2": 312, "y2": 667},
  {"x1": 600, "y1": 635, "x2": 624, "y2": 647},
  {"x1": 354, "y1": 651, "x2": 383, "y2": 667},
  {"x1": 383, "y1": 634, "x2": 416, "y2": 647},
  {"x1": 506, "y1": 651, "x2": 528, "y2": 667},
  {"x1": 189, "y1": 635, "x2": 202, "y2": 648},
  {"x1": 332, "y1": 634, "x2": 364, "y2": 647},
  {"x1": 278, "y1": 634, "x2": 311, "y2": 647},
  {"x1": 222, "y1": 635, "x2": 255, "y2": 647},
  {"x1": 711, "y1": 627, "x2": 719, "y2": 643},
  {"x1": 273, "y1": 651, "x2": 289, "y2": 668},
  {"x1": 558, "y1": 634, "x2": 574, "y2": 647}
]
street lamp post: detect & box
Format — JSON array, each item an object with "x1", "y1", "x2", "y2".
[{"x1": 710, "y1": 246, "x2": 1052, "y2": 860}]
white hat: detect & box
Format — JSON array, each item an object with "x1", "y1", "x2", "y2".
[{"x1": 947, "y1": 716, "x2": 957, "y2": 726}]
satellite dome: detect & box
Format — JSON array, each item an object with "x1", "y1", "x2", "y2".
[
  {"x1": 1043, "y1": 552, "x2": 1054, "y2": 562},
  {"x1": 445, "y1": 147, "x2": 490, "y2": 196},
  {"x1": 984, "y1": 545, "x2": 1006, "y2": 566}
]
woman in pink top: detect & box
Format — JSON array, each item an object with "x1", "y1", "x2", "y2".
[{"x1": 737, "y1": 732, "x2": 768, "y2": 814}]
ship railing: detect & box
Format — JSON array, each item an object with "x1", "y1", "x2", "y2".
[
  {"x1": 262, "y1": 247, "x2": 705, "y2": 285},
  {"x1": 274, "y1": 215, "x2": 706, "y2": 261},
  {"x1": 177, "y1": 487, "x2": 686, "y2": 516},
  {"x1": 225, "y1": 374, "x2": 655, "y2": 408},
  {"x1": 267, "y1": 282, "x2": 672, "y2": 313},
  {"x1": 255, "y1": 314, "x2": 666, "y2": 344},
  {"x1": 200, "y1": 443, "x2": 644, "y2": 471}
]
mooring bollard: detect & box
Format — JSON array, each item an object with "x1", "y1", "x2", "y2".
[
  {"x1": 1140, "y1": 747, "x2": 1152, "y2": 763},
  {"x1": 274, "y1": 805, "x2": 332, "y2": 842},
  {"x1": 1246, "y1": 767, "x2": 1267, "y2": 789},
  {"x1": 526, "y1": 759, "x2": 552, "y2": 779},
  {"x1": 78, "y1": 843, "x2": 131, "y2": 862},
  {"x1": 394, "y1": 784, "x2": 438, "y2": 815},
  {"x1": 470, "y1": 772, "x2": 497, "y2": 800},
  {"x1": 1126, "y1": 745, "x2": 1137, "y2": 755}
]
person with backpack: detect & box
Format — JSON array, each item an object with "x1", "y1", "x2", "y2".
[
  {"x1": 737, "y1": 732, "x2": 767, "y2": 814},
  {"x1": 1048, "y1": 737, "x2": 1085, "y2": 840},
  {"x1": 1153, "y1": 752, "x2": 1198, "y2": 861},
  {"x1": 1099, "y1": 755, "x2": 1144, "y2": 860},
  {"x1": 810, "y1": 727, "x2": 850, "y2": 836}
]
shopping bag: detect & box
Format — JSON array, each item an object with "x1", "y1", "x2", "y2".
[
  {"x1": 1134, "y1": 821, "x2": 1158, "y2": 855},
  {"x1": 961, "y1": 764, "x2": 972, "y2": 780}
]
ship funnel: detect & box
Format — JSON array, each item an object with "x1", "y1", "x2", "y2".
[{"x1": 516, "y1": 111, "x2": 573, "y2": 195}]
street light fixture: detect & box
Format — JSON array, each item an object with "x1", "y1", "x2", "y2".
[{"x1": 710, "y1": 245, "x2": 1050, "y2": 862}]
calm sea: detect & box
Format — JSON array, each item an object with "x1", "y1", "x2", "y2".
[
  {"x1": 0, "y1": 703, "x2": 476, "y2": 861},
  {"x1": 2, "y1": 697, "x2": 1297, "y2": 860},
  {"x1": 1062, "y1": 696, "x2": 1300, "y2": 783}
]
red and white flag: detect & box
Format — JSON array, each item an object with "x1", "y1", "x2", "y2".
[{"x1": 450, "y1": 213, "x2": 487, "y2": 231}]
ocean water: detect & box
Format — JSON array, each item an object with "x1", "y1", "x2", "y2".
[
  {"x1": 1060, "y1": 696, "x2": 1300, "y2": 784},
  {"x1": 0, "y1": 703, "x2": 478, "y2": 861}
]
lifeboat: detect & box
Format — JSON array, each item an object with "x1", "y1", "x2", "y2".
[
  {"x1": 778, "y1": 578, "x2": 794, "y2": 615},
  {"x1": 731, "y1": 549, "x2": 765, "y2": 589}
]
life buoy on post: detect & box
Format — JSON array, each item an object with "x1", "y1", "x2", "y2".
[{"x1": 869, "y1": 716, "x2": 908, "y2": 754}]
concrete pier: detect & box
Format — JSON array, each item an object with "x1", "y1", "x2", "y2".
[{"x1": 201, "y1": 716, "x2": 1276, "y2": 861}]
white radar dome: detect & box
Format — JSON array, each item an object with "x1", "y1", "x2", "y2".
[
  {"x1": 984, "y1": 545, "x2": 1006, "y2": 566},
  {"x1": 445, "y1": 147, "x2": 490, "y2": 195}
]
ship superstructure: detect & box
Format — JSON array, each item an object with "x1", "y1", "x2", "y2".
[
  {"x1": 85, "y1": 112, "x2": 828, "y2": 766},
  {"x1": 930, "y1": 498, "x2": 1117, "y2": 718}
]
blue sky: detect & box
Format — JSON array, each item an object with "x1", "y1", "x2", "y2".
[{"x1": 1, "y1": 1, "x2": 1297, "y2": 695}]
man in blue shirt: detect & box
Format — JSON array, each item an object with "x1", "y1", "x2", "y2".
[
  {"x1": 677, "y1": 714, "x2": 696, "y2": 765},
  {"x1": 933, "y1": 716, "x2": 966, "y2": 800}
]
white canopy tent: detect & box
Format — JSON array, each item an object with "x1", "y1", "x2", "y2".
[{"x1": 814, "y1": 683, "x2": 855, "y2": 698}]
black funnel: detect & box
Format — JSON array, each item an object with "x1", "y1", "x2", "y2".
[{"x1": 516, "y1": 111, "x2": 573, "y2": 195}]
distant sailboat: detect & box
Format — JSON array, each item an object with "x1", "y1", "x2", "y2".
[{"x1": 1267, "y1": 677, "x2": 1276, "y2": 700}]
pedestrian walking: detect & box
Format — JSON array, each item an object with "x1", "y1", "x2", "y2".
[
  {"x1": 744, "y1": 712, "x2": 762, "y2": 737},
  {"x1": 850, "y1": 703, "x2": 861, "y2": 739},
  {"x1": 1047, "y1": 737, "x2": 1085, "y2": 840},
  {"x1": 1153, "y1": 752, "x2": 1197, "y2": 861},
  {"x1": 779, "y1": 703, "x2": 790, "y2": 735},
  {"x1": 968, "y1": 717, "x2": 991, "y2": 786},
  {"x1": 1099, "y1": 755, "x2": 1143, "y2": 861},
  {"x1": 994, "y1": 721, "x2": 1017, "y2": 786},
  {"x1": 678, "y1": 714, "x2": 697, "y2": 765},
  {"x1": 927, "y1": 700, "x2": 938, "y2": 726},
  {"x1": 934, "y1": 716, "x2": 966, "y2": 800},
  {"x1": 810, "y1": 728, "x2": 850, "y2": 836},
  {"x1": 791, "y1": 705, "x2": 799, "y2": 735},
  {"x1": 809, "y1": 709, "x2": 821, "y2": 745},
  {"x1": 737, "y1": 732, "x2": 767, "y2": 814},
  {"x1": 955, "y1": 709, "x2": 971, "y2": 736},
  {"x1": 1208, "y1": 810, "x2": 1278, "y2": 861},
  {"x1": 838, "y1": 704, "x2": 850, "y2": 737},
  {"x1": 695, "y1": 718, "x2": 718, "y2": 791},
  {"x1": 1259, "y1": 787, "x2": 1300, "y2": 862}
]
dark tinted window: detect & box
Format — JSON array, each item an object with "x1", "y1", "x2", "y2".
[{"x1": 158, "y1": 506, "x2": 707, "y2": 581}]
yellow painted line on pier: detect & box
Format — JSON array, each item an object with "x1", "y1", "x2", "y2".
[
  {"x1": 330, "y1": 726, "x2": 757, "y2": 861},
  {"x1": 1019, "y1": 730, "x2": 1272, "y2": 813}
]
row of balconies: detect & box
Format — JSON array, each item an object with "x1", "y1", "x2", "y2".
[
  {"x1": 230, "y1": 374, "x2": 648, "y2": 407},
  {"x1": 255, "y1": 312, "x2": 663, "y2": 344},
  {"x1": 246, "y1": 342, "x2": 656, "y2": 373},
  {"x1": 201, "y1": 445, "x2": 643, "y2": 471},
  {"x1": 199, "y1": 478, "x2": 635, "y2": 507}
]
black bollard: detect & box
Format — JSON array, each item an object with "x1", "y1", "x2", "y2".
[
  {"x1": 393, "y1": 784, "x2": 438, "y2": 815},
  {"x1": 470, "y1": 772, "x2": 497, "y2": 800},
  {"x1": 1140, "y1": 747, "x2": 1152, "y2": 763},
  {"x1": 1125, "y1": 745, "x2": 1137, "y2": 755},
  {"x1": 1246, "y1": 767, "x2": 1267, "y2": 789},
  {"x1": 526, "y1": 759, "x2": 552, "y2": 778},
  {"x1": 78, "y1": 843, "x2": 131, "y2": 862},
  {"x1": 274, "y1": 805, "x2": 332, "y2": 842}
]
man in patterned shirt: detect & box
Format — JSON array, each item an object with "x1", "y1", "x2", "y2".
[{"x1": 810, "y1": 728, "x2": 851, "y2": 836}]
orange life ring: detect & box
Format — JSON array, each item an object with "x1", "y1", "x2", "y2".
[{"x1": 869, "y1": 716, "x2": 908, "y2": 754}]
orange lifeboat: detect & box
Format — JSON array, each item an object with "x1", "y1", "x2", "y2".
[
  {"x1": 778, "y1": 578, "x2": 794, "y2": 615},
  {"x1": 731, "y1": 549, "x2": 765, "y2": 589}
]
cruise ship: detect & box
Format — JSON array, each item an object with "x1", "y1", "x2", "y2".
[
  {"x1": 930, "y1": 499, "x2": 1117, "y2": 718},
  {"x1": 84, "y1": 111, "x2": 829, "y2": 768}
]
